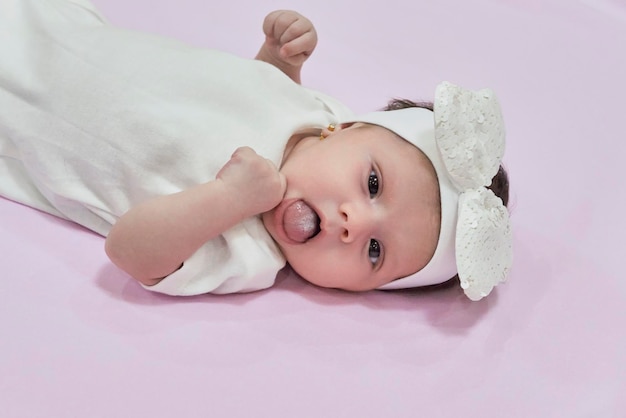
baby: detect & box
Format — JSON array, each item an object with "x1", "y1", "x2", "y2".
[{"x1": 0, "y1": 0, "x2": 511, "y2": 301}]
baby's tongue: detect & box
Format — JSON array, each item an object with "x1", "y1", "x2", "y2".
[{"x1": 283, "y1": 200, "x2": 319, "y2": 243}]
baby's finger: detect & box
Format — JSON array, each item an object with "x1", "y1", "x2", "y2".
[
  {"x1": 280, "y1": 31, "x2": 316, "y2": 61},
  {"x1": 281, "y1": 32, "x2": 317, "y2": 55},
  {"x1": 278, "y1": 17, "x2": 315, "y2": 46},
  {"x1": 262, "y1": 11, "x2": 282, "y2": 37},
  {"x1": 263, "y1": 10, "x2": 298, "y2": 39},
  {"x1": 230, "y1": 146, "x2": 255, "y2": 160}
]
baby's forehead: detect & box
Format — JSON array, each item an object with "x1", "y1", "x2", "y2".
[{"x1": 360, "y1": 122, "x2": 435, "y2": 170}]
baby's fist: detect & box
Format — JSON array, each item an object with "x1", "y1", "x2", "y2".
[
  {"x1": 216, "y1": 147, "x2": 286, "y2": 216},
  {"x1": 262, "y1": 10, "x2": 317, "y2": 67}
]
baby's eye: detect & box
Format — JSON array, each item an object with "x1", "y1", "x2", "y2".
[
  {"x1": 369, "y1": 239, "x2": 381, "y2": 266},
  {"x1": 368, "y1": 169, "x2": 379, "y2": 198}
]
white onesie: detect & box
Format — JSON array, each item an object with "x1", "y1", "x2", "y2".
[{"x1": 0, "y1": 0, "x2": 353, "y2": 295}]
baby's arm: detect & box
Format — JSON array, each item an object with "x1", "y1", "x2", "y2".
[
  {"x1": 255, "y1": 10, "x2": 317, "y2": 84},
  {"x1": 105, "y1": 147, "x2": 286, "y2": 286}
]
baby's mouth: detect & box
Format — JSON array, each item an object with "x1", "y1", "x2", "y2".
[{"x1": 283, "y1": 200, "x2": 320, "y2": 243}]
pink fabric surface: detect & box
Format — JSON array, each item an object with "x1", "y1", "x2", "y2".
[{"x1": 2, "y1": 0, "x2": 625, "y2": 416}]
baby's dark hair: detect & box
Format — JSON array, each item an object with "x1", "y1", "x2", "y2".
[
  {"x1": 383, "y1": 98, "x2": 510, "y2": 290},
  {"x1": 382, "y1": 98, "x2": 509, "y2": 206}
]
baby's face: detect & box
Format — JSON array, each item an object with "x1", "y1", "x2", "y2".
[{"x1": 262, "y1": 123, "x2": 440, "y2": 291}]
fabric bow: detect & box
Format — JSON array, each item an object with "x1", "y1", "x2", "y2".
[{"x1": 435, "y1": 82, "x2": 512, "y2": 301}]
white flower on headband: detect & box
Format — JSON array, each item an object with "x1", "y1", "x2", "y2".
[{"x1": 435, "y1": 81, "x2": 512, "y2": 301}]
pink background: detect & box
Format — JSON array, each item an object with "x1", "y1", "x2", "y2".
[{"x1": 2, "y1": 0, "x2": 625, "y2": 416}]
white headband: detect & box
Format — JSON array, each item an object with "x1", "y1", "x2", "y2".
[{"x1": 346, "y1": 81, "x2": 512, "y2": 301}]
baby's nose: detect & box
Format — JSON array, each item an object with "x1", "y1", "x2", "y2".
[{"x1": 339, "y1": 202, "x2": 371, "y2": 243}]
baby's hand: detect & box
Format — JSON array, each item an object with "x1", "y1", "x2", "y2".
[
  {"x1": 256, "y1": 10, "x2": 317, "y2": 83},
  {"x1": 216, "y1": 147, "x2": 286, "y2": 216},
  {"x1": 262, "y1": 10, "x2": 317, "y2": 67}
]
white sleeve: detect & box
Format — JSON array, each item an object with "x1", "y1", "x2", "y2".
[{"x1": 142, "y1": 217, "x2": 286, "y2": 296}]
